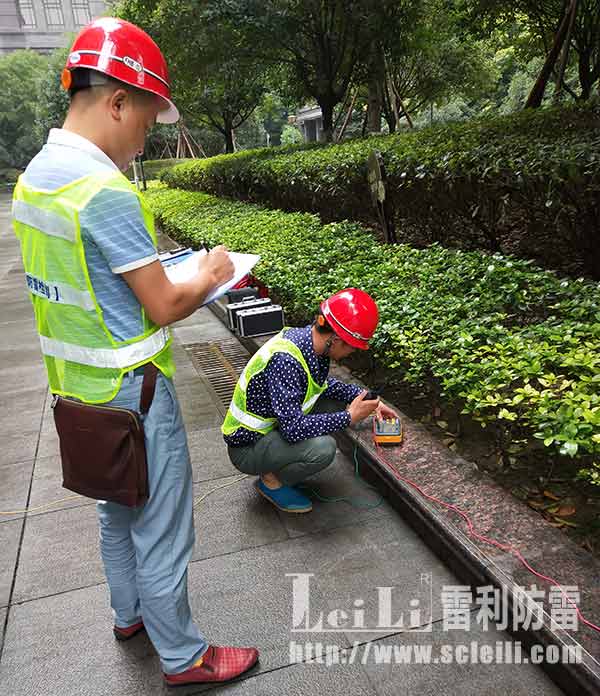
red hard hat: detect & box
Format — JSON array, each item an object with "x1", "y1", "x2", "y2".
[
  {"x1": 320, "y1": 289, "x2": 379, "y2": 350},
  {"x1": 63, "y1": 17, "x2": 179, "y2": 124}
]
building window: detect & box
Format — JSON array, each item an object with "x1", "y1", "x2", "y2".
[
  {"x1": 18, "y1": 0, "x2": 36, "y2": 27},
  {"x1": 72, "y1": 0, "x2": 92, "y2": 26},
  {"x1": 43, "y1": 0, "x2": 65, "y2": 27}
]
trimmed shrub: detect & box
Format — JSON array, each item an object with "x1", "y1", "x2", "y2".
[
  {"x1": 145, "y1": 186, "x2": 600, "y2": 486},
  {"x1": 125, "y1": 158, "x2": 191, "y2": 182},
  {"x1": 162, "y1": 102, "x2": 600, "y2": 279}
]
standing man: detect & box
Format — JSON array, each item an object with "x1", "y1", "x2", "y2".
[
  {"x1": 223, "y1": 288, "x2": 398, "y2": 512},
  {"x1": 12, "y1": 18, "x2": 258, "y2": 687}
]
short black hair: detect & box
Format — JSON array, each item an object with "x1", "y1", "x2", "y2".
[
  {"x1": 67, "y1": 68, "x2": 154, "y2": 104},
  {"x1": 67, "y1": 68, "x2": 106, "y2": 99}
]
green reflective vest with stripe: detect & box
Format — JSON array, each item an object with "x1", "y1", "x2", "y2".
[
  {"x1": 222, "y1": 329, "x2": 328, "y2": 437},
  {"x1": 12, "y1": 170, "x2": 174, "y2": 404}
]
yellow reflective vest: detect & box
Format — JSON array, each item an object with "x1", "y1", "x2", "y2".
[
  {"x1": 222, "y1": 329, "x2": 328, "y2": 437},
  {"x1": 12, "y1": 170, "x2": 174, "y2": 403}
]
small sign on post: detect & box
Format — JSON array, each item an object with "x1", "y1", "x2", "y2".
[{"x1": 367, "y1": 150, "x2": 397, "y2": 244}]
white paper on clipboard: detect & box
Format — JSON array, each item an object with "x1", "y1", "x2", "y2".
[{"x1": 163, "y1": 250, "x2": 260, "y2": 305}]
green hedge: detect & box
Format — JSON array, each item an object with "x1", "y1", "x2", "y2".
[
  {"x1": 125, "y1": 158, "x2": 191, "y2": 182},
  {"x1": 162, "y1": 102, "x2": 600, "y2": 279},
  {"x1": 146, "y1": 185, "x2": 600, "y2": 486}
]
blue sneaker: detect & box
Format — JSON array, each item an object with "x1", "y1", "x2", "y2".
[{"x1": 255, "y1": 479, "x2": 313, "y2": 513}]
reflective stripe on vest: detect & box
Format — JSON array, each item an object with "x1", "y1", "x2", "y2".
[
  {"x1": 13, "y1": 199, "x2": 77, "y2": 243},
  {"x1": 26, "y1": 274, "x2": 95, "y2": 311},
  {"x1": 228, "y1": 400, "x2": 275, "y2": 432},
  {"x1": 226, "y1": 383, "x2": 322, "y2": 432},
  {"x1": 303, "y1": 391, "x2": 321, "y2": 413},
  {"x1": 39, "y1": 327, "x2": 170, "y2": 369}
]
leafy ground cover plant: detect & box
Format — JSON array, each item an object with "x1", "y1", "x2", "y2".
[{"x1": 145, "y1": 185, "x2": 600, "y2": 493}]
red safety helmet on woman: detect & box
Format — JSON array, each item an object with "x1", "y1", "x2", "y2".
[
  {"x1": 61, "y1": 17, "x2": 179, "y2": 124},
  {"x1": 320, "y1": 288, "x2": 379, "y2": 350}
]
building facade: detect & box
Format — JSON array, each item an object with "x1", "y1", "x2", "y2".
[
  {"x1": 0, "y1": 0, "x2": 107, "y2": 54},
  {"x1": 294, "y1": 105, "x2": 324, "y2": 142}
]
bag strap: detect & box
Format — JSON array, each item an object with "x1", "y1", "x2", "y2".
[{"x1": 140, "y1": 362, "x2": 159, "y2": 415}]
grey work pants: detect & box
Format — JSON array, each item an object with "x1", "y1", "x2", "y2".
[{"x1": 227, "y1": 398, "x2": 343, "y2": 486}]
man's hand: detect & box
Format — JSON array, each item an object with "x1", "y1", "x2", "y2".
[
  {"x1": 347, "y1": 390, "x2": 379, "y2": 425},
  {"x1": 122, "y1": 245, "x2": 235, "y2": 327},
  {"x1": 375, "y1": 402, "x2": 398, "y2": 422},
  {"x1": 198, "y1": 245, "x2": 234, "y2": 287}
]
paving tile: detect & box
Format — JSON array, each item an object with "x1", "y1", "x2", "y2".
[
  {"x1": 184, "y1": 533, "x2": 337, "y2": 675},
  {"x1": 173, "y1": 322, "x2": 233, "y2": 345},
  {"x1": 0, "y1": 519, "x2": 23, "y2": 608},
  {"x1": 1, "y1": 431, "x2": 40, "y2": 469},
  {"x1": 0, "y1": 539, "x2": 336, "y2": 696},
  {"x1": 0, "y1": 297, "x2": 36, "y2": 323},
  {"x1": 0, "y1": 359, "x2": 49, "y2": 395},
  {"x1": 12, "y1": 505, "x2": 103, "y2": 604},
  {"x1": 361, "y1": 619, "x2": 564, "y2": 696},
  {"x1": 0, "y1": 386, "x2": 47, "y2": 436},
  {"x1": 0, "y1": 459, "x2": 34, "y2": 524},
  {"x1": 0, "y1": 584, "x2": 164, "y2": 696},
  {"x1": 27, "y1": 455, "x2": 91, "y2": 517},
  {"x1": 197, "y1": 660, "x2": 377, "y2": 695},
  {"x1": 307, "y1": 517, "x2": 461, "y2": 644},
  {"x1": 1, "y1": 318, "x2": 39, "y2": 350},
  {"x1": 178, "y1": 393, "x2": 224, "y2": 431},
  {"x1": 184, "y1": 518, "x2": 462, "y2": 674},
  {"x1": 187, "y1": 427, "x2": 241, "y2": 483},
  {"x1": 35, "y1": 425, "x2": 60, "y2": 460},
  {"x1": 191, "y1": 475, "x2": 288, "y2": 562},
  {"x1": 276, "y1": 450, "x2": 397, "y2": 539}
]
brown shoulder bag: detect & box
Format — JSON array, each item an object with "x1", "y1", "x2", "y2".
[{"x1": 51, "y1": 363, "x2": 158, "y2": 507}]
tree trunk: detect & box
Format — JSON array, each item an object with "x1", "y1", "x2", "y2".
[
  {"x1": 396, "y1": 95, "x2": 414, "y2": 129},
  {"x1": 224, "y1": 126, "x2": 234, "y2": 154},
  {"x1": 336, "y1": 90, "x2": 357, "y2": 142},
  {"x1": 553, "y1": 0, "x2": 578, "y2": 103},
  {"x1": 526, "y1": 4, "x2": 573, "y2": 109},
  {"x1": 367, "y1": 77, "x2": 382, "y2": 134},
  {"x1": 578, "y1": 49, "x2": 593, "y2": 99},
  {"x1": 320, "y1": 100, "x2": 335, "y2": 143}
]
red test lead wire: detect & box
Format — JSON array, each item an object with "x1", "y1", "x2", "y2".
[{"x1": 370, "y1": 419, "x2": 600, "y2": 636}]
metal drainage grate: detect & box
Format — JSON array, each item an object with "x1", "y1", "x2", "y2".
[{"x1": 185, "y1": 338, "x2": 251, "y2": 413}]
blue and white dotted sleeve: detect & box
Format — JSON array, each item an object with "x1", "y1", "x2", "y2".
[
  {"x1": 324, "y1": 376, "x2": 362, "y2": 404},
  {"x1": 265, "y1": 354, "x2": 351, "y2": 443}
]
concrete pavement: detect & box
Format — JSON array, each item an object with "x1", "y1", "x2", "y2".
[{"x1": 0, "y1": 191, "x2": 564, "y2": 695}]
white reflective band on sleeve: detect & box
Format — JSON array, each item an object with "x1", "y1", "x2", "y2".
[
  {"x1": 228, "y1": 400, "x2": 274, "y2": 432},
  {"x1": 26, "y1": 275, "x2": 95, "y2": 311},
  {"x1": 239, "y1": 368, "x2": 250, "y2": 391},
  {"x1": 13, "y1": 200, "x2": 76, "y2": 244},
  {"x1": 302, "y1": 392, "x2": 321, "y2": 413},
  {"x1": 39, "y1": 327, "x2": 170, "y2": 368}
]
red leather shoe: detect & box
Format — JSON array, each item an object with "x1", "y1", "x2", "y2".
[
  {"x1": 164, "y1": 644, "x2": 259, "y2": 686},
  {"x1": 113, "y1": 620, "x2": 145, "y2": 641}
]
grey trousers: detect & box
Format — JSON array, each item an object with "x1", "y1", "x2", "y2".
[{"x1": 227, "y1": 398, "x2": 343, "y2": 486}]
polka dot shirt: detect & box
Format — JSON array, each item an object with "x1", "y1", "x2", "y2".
[{"x1": 224, "y1": 325, "x2": 362, "y2": 446}]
